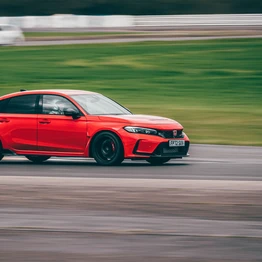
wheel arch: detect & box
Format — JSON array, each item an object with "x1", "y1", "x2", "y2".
[{"x1": 88, "y1": 129, "x2": 124, "y2": 158}]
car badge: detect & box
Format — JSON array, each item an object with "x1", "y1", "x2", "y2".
[{"x1": 173, "y1": 130, "x2": 177, "y2": 137}]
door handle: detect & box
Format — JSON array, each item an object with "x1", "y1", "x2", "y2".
[
  {"x1": 39, "y1": 119, "x2": 51, "y2": 124},
  {"x1": 0, "y1": 118, "x2": 10, "y2": 123}
]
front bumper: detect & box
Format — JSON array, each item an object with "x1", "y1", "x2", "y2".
[
  {"x1": 147, "y1": 141, "x2": 190, "y2": 158},
  {"x1": 119, "y1": 130, "x2": 190, "y2": 159}
]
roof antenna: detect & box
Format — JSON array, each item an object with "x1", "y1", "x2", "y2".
[{"x1": 20, "y1": 89, "x2": 27, "y2": 92}]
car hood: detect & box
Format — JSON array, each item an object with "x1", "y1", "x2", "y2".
[{"x1": 98, "y1": 114, "x2": 183, "y2": 129}]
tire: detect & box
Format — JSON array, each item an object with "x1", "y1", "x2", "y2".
[
  {"x1": 146, "y1": 157, "x2": 171, "y2": 165},
  {"x1": 91, "y1": 131, "x2": 124, "y2": 166},
  {"x1": 26, "y1": 155, "x2": 50, "y2": 163},
  {"x1": 0, "y1": 143, "x2": 3, "y2": 161}
]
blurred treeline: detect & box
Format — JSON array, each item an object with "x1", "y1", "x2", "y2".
[{"x1": 0, "y1": 0, "x2": 261, "y2": 16}]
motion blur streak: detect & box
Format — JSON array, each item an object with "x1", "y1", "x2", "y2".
[{"x1": 0, "y1": 145, "x2": 262, "y2": 261}]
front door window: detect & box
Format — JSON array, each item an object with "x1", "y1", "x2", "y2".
[{"x1": 42, "y1": 95, "x2": 78, "y2": 115}]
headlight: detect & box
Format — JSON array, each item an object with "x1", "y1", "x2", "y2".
[{"x1": 124, "y1": 126, "x2": 158, "y2": 135}]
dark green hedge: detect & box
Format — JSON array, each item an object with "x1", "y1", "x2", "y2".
[{"x1": 0, "y1": 0, "x2": 261, "y2": 16}]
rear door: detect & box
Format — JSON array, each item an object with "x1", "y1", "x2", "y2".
[
  {"x1": 0, "y1": 94, "x2": 38, "y2": 151},
  {"x1": 37, "y1": 95, "x2": 87, "y2": 154}
]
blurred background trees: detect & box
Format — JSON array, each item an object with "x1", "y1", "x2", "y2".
[{"x1": 0, "y1": 0, "x2": 261, "y2": 16}]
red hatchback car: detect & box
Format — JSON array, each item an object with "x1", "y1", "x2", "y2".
[{"x1": 0, "y1": 89, "x2": 190, "y2": 165}]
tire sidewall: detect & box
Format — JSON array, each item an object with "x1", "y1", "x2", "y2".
[
  {"x1": 26, "y1": 156, "x2": 50, "y2": 163},
  {"x1": 0, "y1": 143, "x2": 3, "y2": 161},
  {"x1": 92, "y1": 131, "x2": 124, "y2": 166}
]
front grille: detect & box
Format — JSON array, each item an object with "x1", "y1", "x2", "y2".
[
  {"x1": 153, "y1": 141, "x2": 190, "y2": 157},
  {"x1": 158, "y1": 129, "x2": 183, "y2": 139}
]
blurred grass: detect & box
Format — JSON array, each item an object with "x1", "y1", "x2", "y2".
[{"x1": 0, "y1": 39, "x2": 261, "y2": 145}]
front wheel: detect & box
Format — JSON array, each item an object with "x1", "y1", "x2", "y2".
[
  {"x1": 26, "y1": 155, "x2": 50, "y2": 163},
  {"x1": 0, "y1": 155, "x2": 4, "y2": 161},
  {"x1": 92, "y1": 132, "x2": 124, "y2": 166},
  {"x1": 146, "y1": 157, "x2": 171, "y2": 165}
]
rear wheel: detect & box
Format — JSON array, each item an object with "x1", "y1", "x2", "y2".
[
  {"x1": 0, "y1": 143, "x2": 4, "y2": 161},
  {"x1": 146, "y1": 157, "x2": 171, "y2": 165},
  {"x1": 26, "y1": 155, "x2": 50, "y2": 163},
  {"x1": 92, "y1": 131, "x2": 124, "y2": 166}
]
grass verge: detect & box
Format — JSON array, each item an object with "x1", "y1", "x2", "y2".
[{"x1": 0, "y1": 38, "x2": 261, "y2": 145}]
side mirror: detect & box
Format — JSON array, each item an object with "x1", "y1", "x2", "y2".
[{"x1": 64, "y1": 108, "x2": 81, "y2": 119}]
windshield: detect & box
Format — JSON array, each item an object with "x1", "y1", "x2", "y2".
[{"x1": 71, "y1": 94, "x2": 132, "y2": 115}]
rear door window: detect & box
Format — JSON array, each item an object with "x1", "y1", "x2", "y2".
[
  {"x1": 0, "y1": 99, "x2": 9, "y2": 113},
  {"x1": 5, "y1": 95, "x2": 37, "y2": 114}
]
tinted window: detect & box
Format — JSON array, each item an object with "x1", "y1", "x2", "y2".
[
  {"x1": 5, "y1": 95, "x2": 37, "y2": 114},
  {"x1": 42, "y1": 95, "x2": 79, "y2": 115},
  {"x1": 0, "y1": 99, "x2": 8, "y2": 113}
]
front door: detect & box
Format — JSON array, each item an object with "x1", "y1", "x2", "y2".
[{"x1": 37, "y1": 95, "x2": 87, "y2": 154}]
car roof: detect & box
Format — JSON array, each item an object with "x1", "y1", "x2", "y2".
[{"x1": 0, "y1": 89, "x2": 98, "y2": 100}]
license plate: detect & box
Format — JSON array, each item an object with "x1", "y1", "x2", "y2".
[{"x1": 169, "y1": 140, "x2": 185, "y2": 147}]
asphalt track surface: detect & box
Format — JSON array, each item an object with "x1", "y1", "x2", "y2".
[
  {"x1": 21, "y1": 35, "x2": 262, "y2": 46},
  {"x1": 0, "y1": 144, "x2": 262, "y2": 180},
  {"x1": 1, "y1": 144, "x2": 262, "y2": 261}
]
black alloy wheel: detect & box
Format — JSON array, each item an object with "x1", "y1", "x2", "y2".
[
  {"x1": 92, "y1": 131, "x2": 124, "y2": 166},
  {"x1": 146, "y1": 157, "x2": 171, "y2": 165},
  {"x1": 26, "y1": 155, "x2": 51, "y2": 163}
]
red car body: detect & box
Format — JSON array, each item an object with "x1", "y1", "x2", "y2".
[{"x1": 0, "y1": 89, "x2": 190, "y2": 165}]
